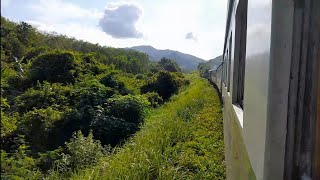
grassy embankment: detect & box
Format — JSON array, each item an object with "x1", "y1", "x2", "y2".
[{"x1": 69, "y1": 73, "x2": 225, "y2": 179}]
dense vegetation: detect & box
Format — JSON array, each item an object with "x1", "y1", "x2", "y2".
[
  {"x1": 56, "y1": 74, "x2": 225, "y2": 179},
  {"x1": 1, "y1": 17, "x2": 189, "y2": 179}
]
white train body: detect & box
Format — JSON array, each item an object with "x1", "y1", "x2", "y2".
[{"x1": 209, "y1": 0, "x2": 320, "y2": 179}]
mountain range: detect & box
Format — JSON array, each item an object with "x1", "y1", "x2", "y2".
[{"x1": 129, "y1": 45, "x2": 206, "y2": 70}]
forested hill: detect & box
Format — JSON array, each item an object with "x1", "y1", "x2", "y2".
[
  {"x1": 1, "y1": 17, "x2": 190, "y2": 178},
  {"x1": 197, "y1": 55, "x2": 223, "y2": 78},
  {"x1": 129, "y1": 45, "x2": 205, "y2": 71}
]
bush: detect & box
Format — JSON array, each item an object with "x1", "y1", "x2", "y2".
[
  {"x1": 29, "y1": 51, "x2": 78, "y2": 84},
  {"x1": 62, "y1": 131, "x2": 105, "y2": 170},
  {"x1": 37, "y1": 148, "x2": 63, "y2": 172},
  {"x1": 71, "y1": 79, "x2": 115, "y2": 108},
  {"x1": 79, "y1": 53, "x2": 107, "y2": 75},
  {"x1": 90, "y1": 110, "x2": 138, "y2": 146},
  {"x1": 143, "y1": 92, "x2": 163, "y2": 108},
  {"x1": 15, "y1": 82, "x2": 71, "y2": 113},
  {"x1": 106, "y1": 94, "x2": 150, "y2": 123},
  {"x1": 1, "y1": 146, "x2": 42, "y2": 179},
  {"x1": 141, "y1": 71, "x2": 187, "y2": 100},
  {"x1": 22, "y1": 46, "x2": 48, "y2": 63},
  {"x1": 19, "y1": 107, "x2": 64, "y2": 150},
  {"x1": 99, "y1": 74, "x2": 129, "y2": 95},
  {"x1": 1, "y1": 98, "x2": 17, "y2": 138},
  {"x1": 1, "y1": 112, "x2": 17, "y2": 139},
  {"x1": 158, "y1": 57, "x2": 181, "y2": 72},
  {"x1": 2, "y1": 67, "x2": 32, "y2": 95}
]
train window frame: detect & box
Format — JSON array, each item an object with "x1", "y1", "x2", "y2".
[
  {"x1": 232, "y1": 0, "x2": 247, "y2": 109},
  {"x1": 227, "y1": 33, "x2": 232, "y2": 92},
  {"x1": 223, "y1": 49, "x2": 228, "y2": 86}
]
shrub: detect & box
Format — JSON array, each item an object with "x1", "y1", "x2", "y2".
[
  {"x1": 158, "y1": 57, "x2": 181, "y2": 72},
  {"x1": 99, "y1": 74, "x2": 129, "y2": 95},
  {"x1": 29, "y1": 51, "x2": 78, "y2": 84},
  {"x1": 15, "y1": 82, "x2": 71, "y2": 113},
  {"x1": 1, "y1": 112, "x2": 17, "y2": 139},
  {"x1": 141, "y1": 71, "x2": 187, "y2": 100},
  {"x1": 106, "y1": 94, "x2": 150, "y2": 123},
  {"x1": 22, "y1": 46, "x2": 48, "y2": 63},
  {"x1": 1, "y1": 98, "x2": 17, "y2": 138},
  {"x1": 1, "y1": 146, "x2": 42, "y2": 179},
  {"x1": 90, "y1": 110, "x2": 138, "y2": 146},
  {"x1": 2, "y1": 67, "x2": 31, "y2": 94},
  {"x1": 63, "y1": 131, "x2": 105, "y2": 170},
  {"x1": 79, "y1": 53, "x2": 107, "y2": 75},
  {"x1": 71, "y1": 79, "x2": 115, "y2": 108},
  {"x1": 19, "y1": 107, "x2": 64, "y2": 150},
  {"x1": 149, "y1": 63, "x2": 163, "y2": 74},
  {"x1": 37, "y1": 148, "x2": 63, "y2": 172},
  {"x1": 143, "y1": 92, "x2": 163, "y2": 108}
]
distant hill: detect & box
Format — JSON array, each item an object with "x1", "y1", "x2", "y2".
[
  {"x1": 207, "y1": 55, "x2": 223, "y2": 70},
  {"x1": 197, "y1": 55, "x2": 223, "y2": 78},
  {"x1": 129, "y1": 45, "x2": 205, "y2": 70}
]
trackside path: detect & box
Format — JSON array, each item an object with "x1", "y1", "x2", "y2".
[{"x1": 70, "y1": 73, "x2": 225, "y2": 180}]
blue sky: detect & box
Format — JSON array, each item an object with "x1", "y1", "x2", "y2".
[{"x1": 1, "y1": 0, "x2": 227, "y2": 60}]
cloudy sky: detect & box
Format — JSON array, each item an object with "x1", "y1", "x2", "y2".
[{"x1": 1, "y1": 0, "x2": 227, "y2": 60}]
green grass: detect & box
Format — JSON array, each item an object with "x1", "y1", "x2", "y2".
[{"x1": 68, "y1": 73, "x2": 225, "y2": 180}]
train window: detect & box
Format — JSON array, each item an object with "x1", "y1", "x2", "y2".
[
  {"x1": 233, "y1": 0, "x2": 247, "y2": 108},
  {"x1": 227, "y1": 34, "x2": 232, "y2": 92},
  {"x1": 225, "y1": 52, "x2": 227, "y2": 86},
  {"x1": 223, "y1": 50, "x2": 228, "y2": 86}
]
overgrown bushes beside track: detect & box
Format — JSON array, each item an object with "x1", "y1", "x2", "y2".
[{"x1": 65, "y1": 73, "x2": 225, "y2": 180}]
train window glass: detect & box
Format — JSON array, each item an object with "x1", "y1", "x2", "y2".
[
  {"x1": 233, "y1": 0, "x2": 247, "y2": 108},
  {"x1": 223, "y1": 50, "x2": 228, "y2": 85},
  {"x1": 225, "y1": 52, "x2": 227, "y2": 86},
  {"x1": 222, "y1": 54, "x2": 224, "y2": 83},
  {"x1": 227, "y1": 33, "x2": 232, "y2": 92}
]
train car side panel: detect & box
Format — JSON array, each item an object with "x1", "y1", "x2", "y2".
[{"x1": 242, "y1": 0, "x2": 272, "y2": 179}]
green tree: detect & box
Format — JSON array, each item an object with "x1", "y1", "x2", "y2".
[
  {"x1": 29, "y1": 51, "x2": 78, "y2": 84},
  {"x1": 15, "y1": 82, "x2": 71, "y2": 113},
  {"x1": 19, "y1": 107, "x2": 64, "y2": 150},
  {"x1": 100, "y1": 74, "x2": 129, "y2": 95},
  {"x1": 106, "y1": 94, "x2": 150, "y2": 123},
  {"x1": 90, "y1": 114, "x2": 137, "y2": 146},
  {"x1": 22, "y1": 46, "x2": 48, "y2": 63},
  {"x1": 141, "y1": 71, "x2": 186, "y2": 100},
  {"x1": 158, "y1": 57, "x2": 181, "y2": 72},
  {"x1": 16, "y1": 22, "x2": 38, "y2": 47}
]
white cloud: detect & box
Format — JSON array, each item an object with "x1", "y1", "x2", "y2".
[
  {"x1": 99, "y1": 2, "x2": 143, "y2": 38},
  {"x1": 29, "y1": 0, "x2": 102, "y2": 24},
  {"x1": 135, "y1": 0, "x2": 226, "y2": 59},
  {"x1": 185, "y1": 32, "x2": 197, "y2": 41},
  {"x1": 5, "y1": 0, "x2": 227, "y2": 59}
]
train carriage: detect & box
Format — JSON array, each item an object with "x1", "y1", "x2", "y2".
[{"x1": 210, "y1": 0, "x2": 320, "y2": 179}]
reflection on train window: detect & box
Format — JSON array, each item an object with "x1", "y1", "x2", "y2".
[
  {"x1": 227, "y1": 33, "x2": 232, "y2": 92},
  {"x1": 223, "y1": 49, "x2": 228, "y2": 86},
  {"x1": 234, "y1": 0, "x2": 247, "y2": 109}
]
